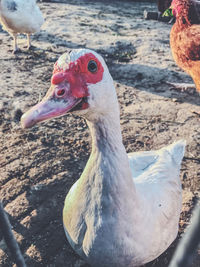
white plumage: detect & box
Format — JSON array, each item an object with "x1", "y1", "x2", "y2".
[
  {"x1": 21, "y1": 49, "x2": 186, "y2": 266},
  {"x1": 0, "y1": 0, "x2": 44, "y2": 52}
]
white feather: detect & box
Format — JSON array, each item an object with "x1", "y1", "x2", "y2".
[{"x1": 0, "y1": 0, "x2": 44, "y2": 34}]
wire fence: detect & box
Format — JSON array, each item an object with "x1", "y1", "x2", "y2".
[{"x1": 0, "y1": 201, "x2": 26, "y2": 267}]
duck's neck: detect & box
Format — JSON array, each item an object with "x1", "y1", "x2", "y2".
[
  {"x1": 88, "y1": 112, "x2": 124, "y2": 155},
  {"x1": 82, "y1": 111, "x2": 136, "y2": 195}
]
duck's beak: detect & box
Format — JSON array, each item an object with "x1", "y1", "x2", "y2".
[{"x1": 21, "y1": 83, "x2": 82, "y2": 129}]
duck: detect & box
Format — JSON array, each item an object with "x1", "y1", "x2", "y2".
[
  {"x1": 21, "y1": 49, "x2": 186, "y2": 267},
  {"x1": 0, "y1": 0, "x2": 44, "y2": 53}
]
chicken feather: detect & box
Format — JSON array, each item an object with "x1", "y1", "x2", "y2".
[{"x1": 170, "y1": 0, "x2": 200, "y2": 92}]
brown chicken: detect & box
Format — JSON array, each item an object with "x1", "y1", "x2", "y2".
[{"x1": 170, "y1": 0, "x2": 200, "y2": 93}]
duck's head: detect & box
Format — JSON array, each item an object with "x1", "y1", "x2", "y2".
[{"x1": 21, "y1": 49, "x2": 117, "y2": 128}]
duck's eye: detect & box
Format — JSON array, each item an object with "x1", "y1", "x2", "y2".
[
  {"x1": 88, "y1": 60, "x2": 98, "y2": 73},
  {"x1": 55, "y1": 88, "x2": 66, "y2": 97}
]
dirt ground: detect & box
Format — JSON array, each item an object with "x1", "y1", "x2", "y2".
[{"x1": 0, "y1": 0, "x2": 199, "y2": 266}]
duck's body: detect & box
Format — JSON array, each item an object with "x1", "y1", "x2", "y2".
[
  {"x1": 63, "y1": 118, "x2": 184, "y2": 266},
  {"x1": 0, "y1": 0, "x2": 44, "y2": 52},
  {"x1": 21, "y1": 49, "x2": 185, "y2": 266}
]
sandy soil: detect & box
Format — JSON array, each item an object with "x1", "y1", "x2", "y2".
[{"x1": 0, "y1": 0, "x2": 199, "y2": 266}]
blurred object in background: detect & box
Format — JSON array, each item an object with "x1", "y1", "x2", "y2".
[
  {"x1": 163, "y1": 0, "x2": 200, "y2": 24},
  {"x1": 145, "y1": 0, "x2": 200, "y2": 24},
  {"x1": 0, "y1": 201, "x2": 26, "y2": 267},
  {"x1": 188, "y1": 0, "x2": 200, "y2": 24},
  {"x1": 0, "y1": 0, "x2": 44, "y2": 53},
  {"x1": 144, "y1": 0, "x2": 173, "y2": 22},
  {"x1": 169, "y1": 203, "x2": 200, "y2": 267},
  {"x1": 157, "y1": 0, "x2": 172, "y2": 13}
]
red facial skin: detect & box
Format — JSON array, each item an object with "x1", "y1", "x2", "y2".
[
  {"x1": 21, "y1": 52, "x2": 104, "y2": 128},
  {"x1": 52, "y1": 53, "x2": 104, "y2": 100}
]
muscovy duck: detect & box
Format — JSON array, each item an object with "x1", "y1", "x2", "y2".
[{"x1": 21, "y1": 49, "x2": 185, "y2": 267}]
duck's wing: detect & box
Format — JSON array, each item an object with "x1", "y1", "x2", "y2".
[
  {"x1": 133, "y1": 140, "x2": 185, "y2": 224},
  {"x1": 128, "y1": 140, "x2": 186, "y2": 179},
  {"x1": 128, "y1": 150, "x2": 159, "y2": 178},
  {"x1": 131, "y1": 141, "x2": 186, "y2": 255}
]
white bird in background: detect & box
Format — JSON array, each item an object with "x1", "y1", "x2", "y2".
[
  {"x1": 21, "y1": 49, "x2": 186, "y2": 267},
  {"x1": 0, "y1": 0, "x2": 44, "y2": 53}
]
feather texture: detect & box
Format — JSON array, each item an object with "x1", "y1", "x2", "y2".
[
  {"x1": 0, "y1": 0, "x2": 44, "y2": 51},
  {"x1": 170, "y1": 0, "x2": 200, "y2": 92}
]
